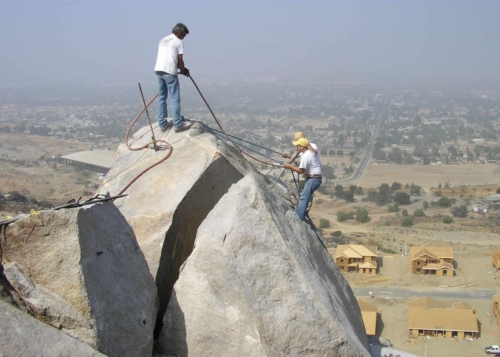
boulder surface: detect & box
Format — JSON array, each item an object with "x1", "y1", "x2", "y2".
[
  {"x1": 2, "y1": 202, "x2": 157, "y2": 357},
  {"x1": 0, "y1": 300, "x2": 106, "y2": 357},
  {"x1": 158, "y1": 172, "x2": 370, "y2": 357},
  {"x1": 100, "y1": 125, "x2": 251, "y2": 323}
]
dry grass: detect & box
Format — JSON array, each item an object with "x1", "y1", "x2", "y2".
[{"x1": 356, "y1": 162, "x2": 500, "y2": 189}]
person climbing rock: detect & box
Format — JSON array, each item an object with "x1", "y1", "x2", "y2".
[{"x1": 283, "y1": 137, "x2": 322, "y2": 221}]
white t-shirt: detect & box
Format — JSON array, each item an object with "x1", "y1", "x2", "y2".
[
  {"x1": 298, "y1": 142, "x2": 322, "y2": 165},
  {"x1": 299, "y1": 150, "x2": 322, "y2": 175},
  {"x1": 154, "y1": 34, "x2": 184, "y2": 75}
]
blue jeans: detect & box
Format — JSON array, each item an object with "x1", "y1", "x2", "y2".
[
  {"x1": 156, "y1": 72, "x2": 183, "y2": 128},
  {"x1": 296, "y1": 177, "x2": 322, "y2": 221}
]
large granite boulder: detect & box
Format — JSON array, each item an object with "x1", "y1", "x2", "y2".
[
  {"x1": 0, "y1": 300, "x2": 106, "y2": 357},
  {"x1": 3, "y1": 262, "x2": 93, "y2": 344},
  {"x1": 100, "y1": 124, "x2": 251, "y2": 323},
  {"x1": 1, "y1": 202, "x2": 157, "y2": 357},
  {"x1": 158, "y1": 172, "x2": 371, "y2": 357}
]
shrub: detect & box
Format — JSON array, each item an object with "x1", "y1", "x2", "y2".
[
  {"x1": 497, "y1": 187, "x2": 500, "y2": 194},
  {"x1": 394, "y1": 192, "x2": 411, "y2": 205},
  {"x1": 343, "y1": 191, "x2": 354, "y2": 202},
  {"x1": 388, "y1": 204, "x2": 399, "y2": 212},
  {"x1": 423, "y1": 201, "x2": 429, "y2": 209},
  {"x1": 451, "y1": 205, "x2": 468, "y2": 217},
  {"x1": 413, "y1": 209, "x2": 425, "y2": 217},
  {"x1": 39, "y1": 200, "x2": 54, "y2": 209},
  {"x1": 437, "y1": 197, "x2": 451, "y2": 207},
  {"x1": 401, "y1": 209, "x2": 408, "y2": 217},
  {"x1": 356, "y1": 208, "x2": 370, "y2": 223},
  {"x1": 8, "y1": 191, "x2": 29, "y2": 203},
  {"x1": 402, "y1": 217, "x2": 413, "y2": 227},
  {"x1": 319, "y1": 218, "x2": 331, "y2": 229},
  {"x1": 331, "y1": 231, "x2": 342, "y2": 237},
  {"x1": 337, "y1": 211, "x2": 354, "y2": 222},
  {"x1": 443, "y1": 216, "x2": 453, "y2": 224}
]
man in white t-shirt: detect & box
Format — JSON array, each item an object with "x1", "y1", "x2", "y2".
[
  {"x1": 154, "y1": 23, "x2": 193, "y2": 133},
  {"x1": 284, "y1": 137, "x2": 322, "y2": 221},
  {"x1": 282, "y1": 131, "x2": 321, "y2": 165}
]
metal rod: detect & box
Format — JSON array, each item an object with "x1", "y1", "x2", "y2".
[
  {"x1": 138, "y1": 83, "x2": 158, "y2": 151},
  {"x1": 272, "y1": 151, "x2": 300, "y2": 188}
]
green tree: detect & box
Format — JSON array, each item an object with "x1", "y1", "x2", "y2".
[
  {"x1": 423, "y1": 201, "x2": 429, "y2": 209},
  {"x1": 394, "y1": 192, "x2": 411, "y2": 205},
  {"x1": 410, "y1": 187, "x2": 421, "y2": 195},
  {"x1": 413, "y1": 209, "x2": 425, "y2": 217},
  {"x1": 437, "y1": 197, "x2": 451, "y2": 207},
  {"x1": 379, "y1": 183, "x2": 391, "y2": 196},
  {"x1": 319, "y1": 218, "x2": 331, "y2": 229},
  {"x1": 391, "y1": 182, "x2": 402, "y2": 191},
  {"x1": 402, "y1": 217, "x2": 413, "y2": 227},
  {"x1": 355, "y1": 186, "x2": 364, "y2": 195},
  {"x1": 355, "y1": 208, "x2": 370, "y2": 223},
  {"x1": 401, "y1": 209, "x2": 409, "y2": 217},
  {"x1": 343, "y1": 191, "x2": 354, "y2": 202},
  {"x1": 335, "y1": 184, "x2": 344, "y2": 198},
  {"x1": 497, "y1": 188, "x2": 500, "y2": 194}
]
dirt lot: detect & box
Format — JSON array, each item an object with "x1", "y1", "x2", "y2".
[
  {"x1": 356, "y1": 162, "x2": 500, "y2": 189},
  {"x1": 360, "y1": 296, "x2": 500, "y2": 357},
  {"x1": 0, "y1": 133, "x2": 104, "y2": 218}
]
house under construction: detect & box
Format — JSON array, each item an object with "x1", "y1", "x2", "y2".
[{"x1": 407, "y1": 296, "x2": 478, "y2": 339}]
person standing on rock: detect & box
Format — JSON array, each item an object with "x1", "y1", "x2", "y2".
[
  {"x1": 154, "y1": 23, "x2": 193, "y2": 133},
  {"x1": 283, "y1": 137, "x2": 322, "y2": 221}
]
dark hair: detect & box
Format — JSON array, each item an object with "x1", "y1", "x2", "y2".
[{"x1": 172, "y1": 23, "x2": 189, "y2": 36}]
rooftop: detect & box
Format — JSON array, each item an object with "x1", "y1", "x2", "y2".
[
  {"x1": 60, "y1": 150, "x2": 116, "y2": 169},
  {"x1": 335, "y1": 245, "x2": 377, "y2": 260},
  {"x1": 410, "y1": 246, "x2": 453, "y2": 261}
]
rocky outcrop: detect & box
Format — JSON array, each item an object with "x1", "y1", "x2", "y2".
[
  {"x1": 100, "y1": 124, "x2": 251, "y2": 326},
  {"x1": 157, "y1": 172, "x2": 370, "y2": 356},
  {"x1": 1, "y1": 202, "x2": 157, "y2": 357},
  {"x1": 0, "y1": 300, "x2": 106, "y2": 357},
  {"x1": 3, "y1": 262, "x2": 93, "y2": 343}
]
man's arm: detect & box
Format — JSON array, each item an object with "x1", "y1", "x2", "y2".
[
  {"x1": 283, "y1": 163, "x2": 305, "y2": 174},
  {"x1": 178, "y1": 54, "x2": 185, "y2": 70},
  {"x1": 309, "y1": 143, "x2": 318, "y2": 155}
]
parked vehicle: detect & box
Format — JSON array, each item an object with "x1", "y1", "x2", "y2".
[{"x1": 485, "y1": 345, "x2": 500, "y2": 354}]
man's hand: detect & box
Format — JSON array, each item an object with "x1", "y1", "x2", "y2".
[
  {"x1": 283, "y1": 163, "x2": 293, "y2": 170},
  {"x1": 180, "y1": 67, "x2": 190, "y2": 77},
  {"x1": 282, "y1": 153, "x2": 291, "y2": 159}
]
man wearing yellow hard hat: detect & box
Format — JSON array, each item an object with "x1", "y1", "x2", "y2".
[
  {"x1": 283, "y1": 136, "x2": 322, "y2": 221},
  {"x1": 282, "y1": 132, "x2": 321, "y2": 164}
]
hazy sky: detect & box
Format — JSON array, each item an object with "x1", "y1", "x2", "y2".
[{"x1": 1, "y1": 0, "x2": 499, "y2": 86}]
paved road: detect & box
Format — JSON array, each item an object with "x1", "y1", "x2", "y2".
[
  {"x1": 352, "y1": 287, "x2": 497, "y2": 300},
  {"x1": 337, "y1": 94, "x2": 390, "y2": 184}
]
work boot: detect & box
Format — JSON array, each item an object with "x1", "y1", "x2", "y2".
[
  {"x1": 160, "y1": 120, "x2": 173, "y2": 132},
  {"x1": 174, "y1": 120, "x2": 193, "y2": 133}
]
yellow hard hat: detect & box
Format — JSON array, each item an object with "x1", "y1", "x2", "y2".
[{"x1": 292, "y1": 137, "x2": 309, "y2": 147}]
